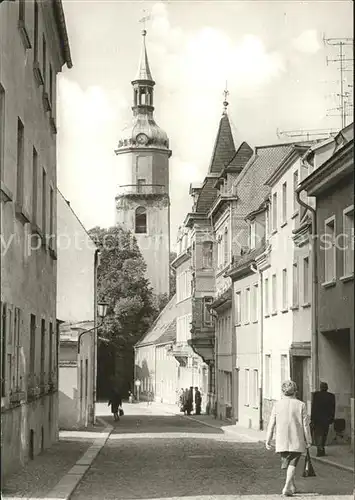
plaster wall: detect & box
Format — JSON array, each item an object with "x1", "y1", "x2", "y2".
[
  {"x1": 0, "y1": 0, "x2": 65, "y2": 478},
  {"x1": 57, "y1": 192, "x2": 96, "y2": 323},
  {"x1": 234, "y1": 272, "x2": 260, "y2": 429}
]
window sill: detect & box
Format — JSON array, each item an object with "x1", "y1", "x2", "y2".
[
  {"x1": 252, "y1": 320, "x2": 258, "y2": 324},
  {"x1": 340, "y1": 274, "x2": 354, "y2": 283},
  {"x1": 281, "y1": 221, "x2": 287, "y2": 228},
  {"x1": 302, "y1": 302, "x2": 311, "y2": 309},
  {"x1": 33, "y1": 61, "x2": 44, "y2": 86},
  {"x1": 244, "y1": 404, "x2": 250, "y2": 407},
  {"x1": 18, "y1": 20, "x2": 31, "y2": 50},
  {"x1": 271, "y1": 229, "x2": 277, "y2": 235},
  {"x1": 271, "y1": 311, "x2": 277, "y2": 316},
  {"x1": 290, "y1": 305, "x2": 299, "y2": 311},
  {"x1": 291, "y1": 210, "x2": 299, "y2": 220},
  {"x1": 281, "y1": 308, "x2": 289, "y2": 314},
  {"x1": 321, "y1": 280, "x2": 336, "y2": 289},
  {"x1": 244, "y1": 321, "x2": 250, "y2": 326},
  {"x1": 1, "y1": 181, "x2": 13, "y2": 203},
  {"x1": 252, "y1": 406, "x2": 259, "y2": 410},
  {"x1": 15, "y1": 203, "x2": 31, "y2": 224},
  {"x1": 235, "y1": 322, "x2": 241, "y2": 327},
  {"x1": 264, "y1": 314, "x2": 270, "y2": 318}
]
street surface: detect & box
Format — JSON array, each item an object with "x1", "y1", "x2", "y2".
[{"x1": 71, "y1": 403, "x2": 353, "y2": 500}]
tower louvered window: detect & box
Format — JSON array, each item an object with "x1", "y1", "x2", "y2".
[{"x1": 135, "y1": 206, "x2": 147, "y2": 234}]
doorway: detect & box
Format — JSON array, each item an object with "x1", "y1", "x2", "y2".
[{"x1": 29, "y1": 429, "x2": 34, "y2": 460}]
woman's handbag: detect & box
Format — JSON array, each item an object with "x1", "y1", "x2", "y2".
[
  {"x1": 119, "y1": 407, "x2": 124, "y2": 417},
  {"x1": 302, "y1": 449, "x2": 316, "y2": 477}
]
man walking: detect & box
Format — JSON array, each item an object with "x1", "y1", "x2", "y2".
[
  {"x1": 194, "y1": 387, "x2": 202, "y2": 415},
  {"x1": 311, "y1": 381, "x2": 335, "y2": 457}
]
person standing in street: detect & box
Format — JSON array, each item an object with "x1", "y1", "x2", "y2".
[
  {"x1": 108, "y1": 388, "x2": 122, "y2": 422},
  {"x1": 311, "y1": 381, "x2": 335, "y2": 457},
  {"x1": 265, "y1": 380, "x2": 312, "y2": 497},
  {"x1": 194, "y1": 387, "x2": 202, "y2": 415}
]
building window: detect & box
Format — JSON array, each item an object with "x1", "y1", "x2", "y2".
[
  {"x1": 137, "y1": 178, "x2": 146, "y2": 193},
  {"x1": 49, "y1": 322, "x2": 53, "y2": 382},
  {"x1": 282, "y1": 268, "x2": 288, "y2": 310},
  {"x1": 34, "y1": 1, "x2": 39, "y2": 62},
  {"x1": 272, "y1": 192, "x2": 277, "y2": 231},
  {"x1": 282, "y1": 182, "x2": 287, "y2": 223},
  {"x1": 29, "y1": 314, "x2": 36, "y2": 387},
  {"x1": 324, "y1": 216, "x2": 336, "y2": 282},
  {"x1": 224, "y1": 227, "x2": 229, "y2": 266},
  {"x1": 244, "y1": 369, "x2": 250, "y2": 406},
  {"x1": 32, "y1": 148, "x2": 38, "y2": 223},
  {"x1": 14, "y1": 308, "x2": 21, "y2": 391},
  {"x1": 42, "y1": 168, "x2": 47, "y2": 235},
  {"x1": 203, "y1": 297, "x2": 213, "y2": 326},
  {"x1": 293, "y1": 170, "x2": 299, "y2": 213},
  {"x1": 244, "y1": 288, "x2": 250, "y2": 324},
  {"x1": 251, "y1": 283, "x2": 258, "y2": 323},
  {"x1": 49, "y1": 64, "x2": 53, "y2": 104},
  {"x1": 0, "y1": 85, "x2": 4, "y2": 181},
  {"x1": 249, "y1": 221, "x2": 256, "y2": 249},
  {"x1": 135, "y1": 206, "x2": 147, "y2": 233},
  {"x1": 19, "y1": 0, "x2": 25, "y2": 22},
  {"x1": 265, "y1": 354, "x2": 271, "y2": 399},
  {"x1": 272, "y1": 274, "x2": 277, "y2": 313},
  {"x1": 281, "y1": 354, "x2": 288, "y2": 384},
  {"x1": 202, "y1": 241, "x2": 213, "y2": 268},
  {"x1": 265, "y1": 208, "x2": 270, "y2": 240},
  {"x1": 303, "y1": 257, "x2": 309, "y2": 304},
  {"x1": 252, "y1": 369, "x2": 258, "y2": 408},
  {"x1": 40, "y1": 319, "x2": 45, "y2": 386},
  {"x1": 42, "y1": 36, "x2": 47, "y2": 89},
  {"x1": 235, "y1": 292, "x2": 241, "y2": 325},
  {"x1": 1, "y1": 303, "x2": 6, "y2": 397},
  {"x1": 16, "y1": 118, "x2": 24, "y2": 205},
  {"x1": 343, "y1": 206, "x2": 354, "y2": 276},
  {"x1": 49, "y1": 186, "x2": 54, "y2": 237},
  {"x1": 264, "y1": 278, "x2": 269, "y2": 316},
  {"x1": 292, "y1": 262, "x2": 299, "y2": 307}
]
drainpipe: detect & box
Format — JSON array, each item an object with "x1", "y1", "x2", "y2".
[
  {"x1": 251, "y1": 263, "x2": 263, "y2": 430},
  {"x1": 296, "y1": 184, "x2": 319, "y2": 394}
]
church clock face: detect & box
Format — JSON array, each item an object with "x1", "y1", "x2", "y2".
[{"x1": 136, "y1": 133, "x2": 148, "y2": 145}]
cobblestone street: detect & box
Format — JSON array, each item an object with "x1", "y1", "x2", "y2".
[{"x1": 70, "y1": 404, "x2": 353, "y2": 500}]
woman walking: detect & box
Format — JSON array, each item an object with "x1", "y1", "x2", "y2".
[
  {"x1": 108, "y1": 388, "x2": 122, "y2": 422},
  {"x1": 265, "y1": 380, "x2": 312, "y2": 497}
]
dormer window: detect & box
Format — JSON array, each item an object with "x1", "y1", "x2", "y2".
[
  {"x1": 135, "y1": 206, "x2": 147, "y2": 234},
  {"x1": 249, "y1": 221, "x2": 256, "y2": 250}
]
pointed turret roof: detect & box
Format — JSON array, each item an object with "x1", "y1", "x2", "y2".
[
  {"x1": 208, "y1": 113, "x2": 237, "y2": 174},
  {"x1": 133, "y1": 30, "x2": 153, "y2": 82}
]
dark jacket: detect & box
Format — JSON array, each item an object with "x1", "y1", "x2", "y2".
[
  {"x1": 195, "y1": 390, "x2": 202, "y2": 405},
  {"x1": 311, "y1": 390, "x2": 335, "y2": 426},
  {"x1": 108, "y1": 392, "x2": 122, "y2": 413}
]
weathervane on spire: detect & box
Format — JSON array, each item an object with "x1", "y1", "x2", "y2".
[
  {"x1": 223, "y1": 81, "x2": 229, "y2": 114},
  {"x1": 139, "y1": 9, "x2": 151, "y2": 36}
]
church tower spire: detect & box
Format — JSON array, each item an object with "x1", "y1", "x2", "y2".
[{"x1": 114, "y1": 26, "x2": 171, "y2": 298}]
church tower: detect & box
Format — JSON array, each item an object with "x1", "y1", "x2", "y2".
[{"x1": 115, "y1": 28, "x2": 171, "y2": 297}]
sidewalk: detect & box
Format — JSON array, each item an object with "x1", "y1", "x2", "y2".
[
  {"x1": 148, "y1": 401, "x2": 354, "y2": 473},
  {"x1": 1, "y1": 418, "x2": 113, "y2": 500}
]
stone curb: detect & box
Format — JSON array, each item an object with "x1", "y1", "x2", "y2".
[{"x1": 46, "y1": 419, "x2": 113, "y2": 500}]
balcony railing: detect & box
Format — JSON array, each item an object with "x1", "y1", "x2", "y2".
[{"x1": 117, "y1": 184, "x2": 166, "y2": 195}]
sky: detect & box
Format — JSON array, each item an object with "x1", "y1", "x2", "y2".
[{"x1": 57, "y1": 0, "x2": 353, "y2": 247}]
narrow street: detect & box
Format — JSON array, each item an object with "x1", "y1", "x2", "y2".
[{"x1": 70, "y1": 404, "x2": 353, "y2": 500}]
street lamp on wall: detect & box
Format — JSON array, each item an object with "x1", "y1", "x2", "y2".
[{"x1": 77, "y1": 301, "x2": 108, "y2": 354}]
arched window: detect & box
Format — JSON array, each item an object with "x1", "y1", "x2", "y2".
[{"x1": 135, "y1": 206, "x2": 147, "y2": 234}]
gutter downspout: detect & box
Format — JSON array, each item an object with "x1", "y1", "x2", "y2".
[
  {"x1": 296, "y1": 185, "x2": 319, "y2": 394},
  {"x1": 251, "y1": 263, "x2": 263, "y2": 430}
]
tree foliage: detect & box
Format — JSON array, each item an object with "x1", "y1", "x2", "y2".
[{"x1": 89, "y1": 225, "x2": 158, "y2": 350}]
